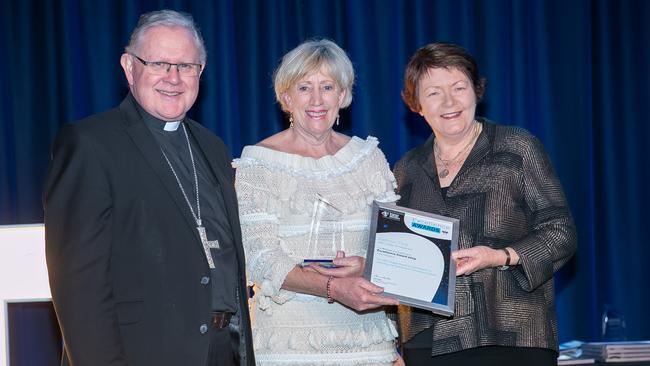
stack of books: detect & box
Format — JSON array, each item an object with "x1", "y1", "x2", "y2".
[
  {"x1": 582, "y1": 341, "x2": 650, "y2": 362},
  {"x1": 558, "y1": 341, "x2": 595, "y2": 365}
]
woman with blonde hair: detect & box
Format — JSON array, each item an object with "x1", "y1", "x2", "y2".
[{"x1": 233, "y1": 39, "x2": 402, "y2": 365}]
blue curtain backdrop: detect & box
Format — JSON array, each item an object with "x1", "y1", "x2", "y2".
[{"x1": 1, "y1": 0, "x2": 648, "y2": 355}]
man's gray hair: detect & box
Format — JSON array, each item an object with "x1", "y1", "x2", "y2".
[{"x1": 125, "y1": 10, "x2": 207, "y2": 64}]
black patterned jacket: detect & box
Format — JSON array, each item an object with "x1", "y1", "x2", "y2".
[{"x1": 393, "y1": 119, "x2": 577, "y2": 355}]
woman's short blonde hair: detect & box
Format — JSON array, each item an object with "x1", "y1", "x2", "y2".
[{"x1": 273, "y1": 39, "x2": 354, "y2": 112}]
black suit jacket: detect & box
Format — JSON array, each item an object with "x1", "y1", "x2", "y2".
[{"x1": 43, "y1": 95, "x2": 255, "y2": 365}]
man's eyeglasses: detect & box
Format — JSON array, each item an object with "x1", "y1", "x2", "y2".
[{"x1": 130, "y1": 54, "x2": 202, "y2": 77}]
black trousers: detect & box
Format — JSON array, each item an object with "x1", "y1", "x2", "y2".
[
  {"x1": 206, "y1": 327, "x2": 238, "y2": 366},
  {"x1": 402, "y1": 345, "x2": 558, "y2": 366}
]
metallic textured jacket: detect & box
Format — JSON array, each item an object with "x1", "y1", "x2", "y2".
[{"x1": 394, "y1": 119, "x2": 577, "y2": 356}]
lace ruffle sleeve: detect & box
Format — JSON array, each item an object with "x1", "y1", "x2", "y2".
[
  {"x1": 234, "y1": 160, "x2": 299, "y2": 309},
  {"x1": 364, "y1": 143, "x2": 400, "y2": 204}
]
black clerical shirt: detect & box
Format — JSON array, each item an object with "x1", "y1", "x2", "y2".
[{"x1": 138, "y1": 103, "x2": 237, "y2": 313}]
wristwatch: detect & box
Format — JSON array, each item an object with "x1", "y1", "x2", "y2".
[{"x1": 498, "y1": 248, "x2": 511, "y2": 271}]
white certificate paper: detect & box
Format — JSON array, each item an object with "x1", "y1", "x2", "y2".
[{"x1": 364, "y1": 202, "x2": 458, "y2": 316}]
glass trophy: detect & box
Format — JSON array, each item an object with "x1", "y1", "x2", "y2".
[
  {"x1": 306, "y1": 194, "x2": 344, "y2": 262},
  {"x1": 601, "y1": 305, "x2": 627, "y2": 341}
]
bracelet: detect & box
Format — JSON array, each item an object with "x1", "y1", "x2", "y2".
[
  {"x1": 498, "y1": 248, "x2": 511, "y2": 271},
  {"x1": 326, "y1": 276, "x2": 335, "y2": 304}
]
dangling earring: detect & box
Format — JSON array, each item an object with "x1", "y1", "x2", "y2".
[
  {"x1": 336, "y1": 115, "x2": 340, "y2": 126},
  {"x1": 289, "y1": 114, "x2": 294, "y2": 128}
]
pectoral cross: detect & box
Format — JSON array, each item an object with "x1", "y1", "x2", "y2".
[{"x1": 197, "y1": 225, "x2": 219, "y2": 269}]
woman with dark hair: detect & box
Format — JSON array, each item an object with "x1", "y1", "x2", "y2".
[{"x1": 394, "y1": 42, "x2": 576, "y2": 366}]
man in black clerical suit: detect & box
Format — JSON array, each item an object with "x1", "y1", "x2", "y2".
[{"x1": 43, "y1": 10, "x2": 254, "y2": 366}]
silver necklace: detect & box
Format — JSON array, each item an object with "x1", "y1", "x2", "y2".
[
  {"x1": 160, "y1": 123, "x2": 220, "y2": 269},
  {"x1": 433, "y1": 122, "x2": 481, "y2": 179}
]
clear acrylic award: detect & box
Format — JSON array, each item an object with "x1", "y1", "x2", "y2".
[
  {"x1": 303, "y1": 194, "x2": 343, "y2": 266},
  {"x1": 602, "y1": 305, "x2": 627, "y2": 342}
]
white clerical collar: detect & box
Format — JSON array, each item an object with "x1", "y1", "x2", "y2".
[{"x1": 163, "y1": 121, "x2": 181, "y2": 131}]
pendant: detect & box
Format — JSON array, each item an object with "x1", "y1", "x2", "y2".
[
  {"x1": 438, "y1": 168, "x2": 449, "y2": 179},
  {"x1": 197, "y1": 225, "x2": 220, "y2": 269}
]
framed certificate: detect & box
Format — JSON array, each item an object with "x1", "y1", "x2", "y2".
[{"x1": 364, "y1": 201, "x2": 459, "y2": 316}]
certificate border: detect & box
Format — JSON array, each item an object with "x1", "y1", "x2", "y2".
[{"x1": 364, "y1": 201, "x2": 458, "y2": 317}]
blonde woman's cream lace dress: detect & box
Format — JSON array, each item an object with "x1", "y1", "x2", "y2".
[{"x1": 233, "y1": 136, "x2": 399, "y2": 366}]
